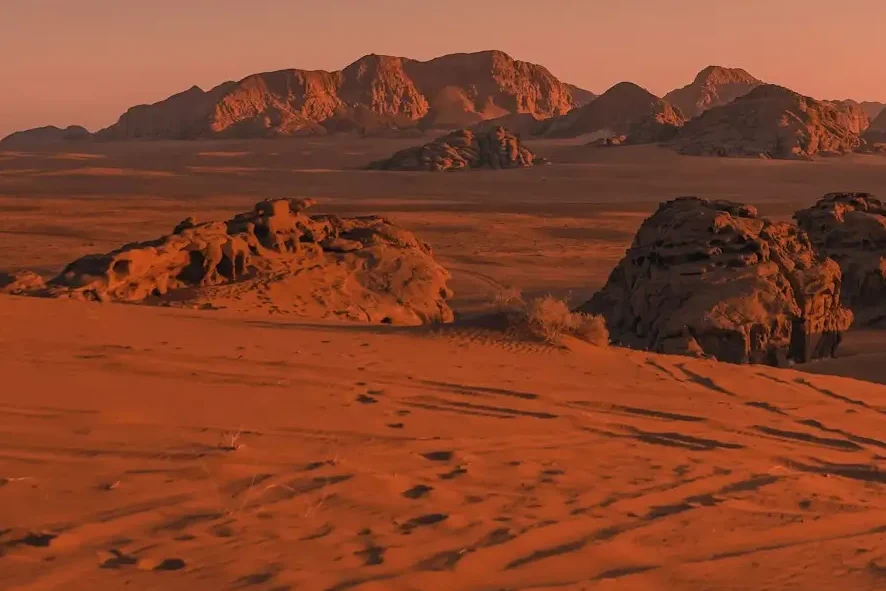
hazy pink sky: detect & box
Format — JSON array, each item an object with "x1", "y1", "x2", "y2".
[{"x1": 3, "y1": 0, "x2": 885, "y2": 137}]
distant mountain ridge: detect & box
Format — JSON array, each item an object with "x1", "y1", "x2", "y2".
[
  {"x1": 0, "y1": 125, "x2": 91, "y2": 147},
  {"x1": 92, "y1": 50, "x2": 589, "y2": 140}
]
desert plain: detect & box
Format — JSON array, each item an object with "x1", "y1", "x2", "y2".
[{"x1": 3, "y1": 138, "x2": 886, "y2": 590}]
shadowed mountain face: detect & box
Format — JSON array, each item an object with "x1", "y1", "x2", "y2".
[
  {"x1": 863, "y1": 109, "x2": 886, "y2": 145},
  {"x1": 672, "y1": 84, "x2": 870, "y2": 159},
  {"x1": 664, "y1": 66, "x2": 763, "y2": 119},
  {"x1": 94, "y1": 51, "x2": 585, "y2": 140}
]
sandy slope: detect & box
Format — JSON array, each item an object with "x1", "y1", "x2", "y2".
[
  {"x1": 4, "y1": 297, "x2": 886, "y2": 590},
  {"x1": 3, "y1": 139, "x2": 886, "y2": 589}
]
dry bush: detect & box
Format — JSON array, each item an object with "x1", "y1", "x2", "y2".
[{"x1": 494, "y1": 290, "x2": 609, "y2": 346}]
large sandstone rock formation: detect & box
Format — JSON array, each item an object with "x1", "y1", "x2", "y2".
[
  {"x1": 5, "y1": 199, "x2": 453, "y2": 325},
  {"x1": 795, "y1": 193, "x2": 886, "y2": 325},
  {"x1": 672, "y1": 85, "x2": 868, "y2": 159},
  {"x1": 581, "y1": 197, "x2": 852, "y2": 365},
  {"x1": 665, "y1": 66, "x2": 763, "y2": 119},
  {"x1": 545, "y1": 82, "x2": 685, "y2": 142},
  {"x1": 367, "y1": 127, "x2": 541, "y2": 171},
  {"x1": 95, "y1": 51, "x2": 583, "y2": 139},
  {"x1": 0, "y1": 125, "x2": 91, "y2": 146}
]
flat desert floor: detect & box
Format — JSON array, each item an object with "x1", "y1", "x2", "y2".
[{"x1": 3, "y1": 138, "x2": 886, "y2": 590}]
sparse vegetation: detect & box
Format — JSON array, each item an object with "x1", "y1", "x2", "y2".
[{"x1": 494, "y1": 289, "x2": 609, "y2": 346}]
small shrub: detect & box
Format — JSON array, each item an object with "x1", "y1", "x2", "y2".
[
  {"x1": 572, "y1": 312, "x2": 610, "y2": 346},
  {"x1": 493, "y1": 289, "x2": 609, "y2": 346}
]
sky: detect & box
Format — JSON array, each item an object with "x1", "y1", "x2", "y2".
[{"x1": 2, "y1": 0, "x2": 886, "y2": 137}]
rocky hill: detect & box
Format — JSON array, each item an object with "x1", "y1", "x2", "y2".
[
  {"x1": 367, "y1": 127, "x2": 541, "y2": 171},
  {"x1": 671, "y1": 84, "x2": 868, "y2": 159},
  {"x1": 665, "y1": 66, "x2": 763, "y2": 118},
  {"x1": 581, "y1": 197, "x2": 852, "y2": 365},
  {"x1": 795, "y1": 193, "x2": 886, "y2": 325},
  {"x1": 94, "y1": 51, "x2": 584, "y2": 140},
  {"x1": 2, "y1": 198, "x2": 453, "y2": 324},
  {"x1": 0, "y1": 125, "x2": 91, "y2": 146},
  {"x1": 545, "y1": 82, "x2": 685, "y2": 142}
]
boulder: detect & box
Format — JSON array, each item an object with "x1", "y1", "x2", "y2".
[
  {"x1": 580, "y1": 197, "x2": 853, "y2": 365},
  {"x1": 0, "y1": 271, "x2": 46, "y2": 294},
  {"x1": 5, "y1": 199, "x2": 453, "y2": 325},
  {"x1": 367, "y1": 127, "x2": 542, "y2": 171},
  {"x1": 794, "y1": 193, "x2": 886, "y2": 324}
]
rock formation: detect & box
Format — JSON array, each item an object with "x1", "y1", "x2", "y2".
[
  {"x1": 581, "y1": 197, "x2": 853, "y2": 365},
  {"x1": 664, "y1": 66, "x2": 763, "y2": 119},
  {"x1": 95, "y1": 51, "x2": 582, "y2": 140},
  {"x1": 0, "y1": 271, "x2": 46, "y2": 294},
  {"x1": 367, "y1": 127, "x2": 541, "y2": 171},
  {"x1": 862, "y1": 109, "x2": 886, "y2": 147},
  {"x1": 795, "y1": 193, "x2": 886, "y2": 325},
  {"x1": 545, "y1": 82, "x2": 685, "y2": 142},
  {"x1": 671, "y1": 85, "x2": 868, "y2": 159},
  {"x1": 0, "y1": 125, "x2": 91, "y2": 146},
  {"x1": 4, "y1": 199, "x2": 453, "y2": 325}
]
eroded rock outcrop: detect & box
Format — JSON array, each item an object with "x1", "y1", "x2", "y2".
[
  {"x1": 671, "y1": 85, "x2": 867, "y2": 159},
  {"x1": 545, "y1": 82, "x2": 685, "y2": 142},
  {"x1": 95, "y1": 51, "x2": 584, "y2": 139},
  {"x1": 5, "y1": 199, "x2": 453, "y2": 325},
  {"x1": 664, "y1": 66, "x2": 763, "y2": 119},
  {"x1": 0, "y1": 271, "x2": 46, "y2": 294},
  {"x1": 367, "y1": 127, "x2": 541, "y2": 171},
  {"x1": 581, "y1": 197, "x2": 852, "y2": 365},
  {"x1": 795, "y1": 193, "x2": 886, "y2": 324}
]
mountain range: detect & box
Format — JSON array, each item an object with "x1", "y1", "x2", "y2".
[{"x1": 3, "y1": 50, "x2": 885, "y2": 154}]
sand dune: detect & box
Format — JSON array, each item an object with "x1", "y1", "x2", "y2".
[
  {"x1": 4, "y1": 297, "x2": 886, "y2": 590},
  {"x1": 3, "y1": 138, "x2": 886, "y2": 589}
]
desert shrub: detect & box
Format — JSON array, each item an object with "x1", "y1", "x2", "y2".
[{"x1": 494, "y1": 289, "x2": 609, "y2": 346}]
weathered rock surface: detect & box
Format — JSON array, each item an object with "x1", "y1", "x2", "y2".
[
  {"x1": 795, "y1": 193, "x2": 886, "y2": 324},
  {"x1": 671, "y1": 85, "x2": 868, "y2": 159},
  {"x1": 5, "y1": 199, "x2": 453, "y2": 325},
  {"x1": 95, "y1": 51, "x2": 583, "y2": 139},
  {"x1": 545, "y1": 82, "x2": 685, "y2": 142},
  {"x1": 0, "y1": 271, "x2": 46, "y2": 294},
  {"x1": 665, "y1": 66, "x2": 763, "y2": 119},
  {"x1": 367, "y1": 127, "x2": 541, "y2": 171},
  {"x1": 581, "y1": 197, "x2": 853, "y2": 365},
  {"x1": 0, "y1": 125, "x2": 92, "y2": 146}
]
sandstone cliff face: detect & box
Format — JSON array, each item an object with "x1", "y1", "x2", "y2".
[
  {"x1": 0, "y1": 125, "x2": 91, "y2": 146},
  {"x1": 671, "y1": 85, "x2": 867, "y2": 159},
  {"x1": 665, "y1": 66, "x2": 763, "y2": 119},
  {"x1": 581, "y1": 197, "x2": 852, "y2": 365},
  {"x1": 96, "y1": 51, "x2": 582, "y2": 140},
  {"x1": 367, "y1": 127, "x2": 541, "y2": 172},
  {"x1": 795, "y1": 193, "x2": 886, "y2": 325},
  {"x1": 3, "y1": 199, "x2": 453, "y2": 325},
  {"x1": 545, "y1": 82, "x2": 685, "y2": 142}
]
